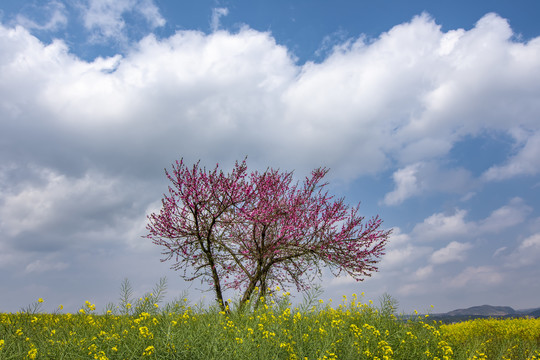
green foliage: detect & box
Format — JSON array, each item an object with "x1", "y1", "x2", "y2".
[{"x1": 1, "y1": 283, "x2": 539, "y2": 360}]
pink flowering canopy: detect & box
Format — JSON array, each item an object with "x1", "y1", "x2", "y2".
[{"x1": 146, "y1": 158, "x2": 391, "y2": 310}]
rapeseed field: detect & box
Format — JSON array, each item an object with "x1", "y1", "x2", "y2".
[{"x1": 1, "y1": 284, "x2": 539, "y2": 359}]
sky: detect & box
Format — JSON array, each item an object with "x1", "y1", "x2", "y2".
[{"x1": 1, "y1": 0, "x2": 540, "y2": 315}]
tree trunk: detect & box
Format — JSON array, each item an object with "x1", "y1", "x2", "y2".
[{"x1": 209, "y1": 258, "x2": 226, "y2": 312}]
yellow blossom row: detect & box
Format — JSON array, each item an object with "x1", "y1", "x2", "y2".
[{"x1": 1, "y1": 291, "x2": 539, "y2": 359}]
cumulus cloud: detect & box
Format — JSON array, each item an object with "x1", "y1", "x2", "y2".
[
  {"x1": 505, "y1": 233, "x2": 540, "y2": 268},
  {"x1": 82, "y1": 0, "x2": 165, "y2": 43},
  {"x1": 430, "y1": 241, "x2": 472, "y2": 264},
  {"x1": 412, "y1": 197, "x2": 531, "y2": 242},
  {"x1": 374, "y1": 197, "x2": 532, "y2": 303},
  {"x1": 382, "y1": 243, "x2": 432, "y2": 269},
  {"x1": 382, "y1": 163, "x2": 422, "y2": 206},
  {"x1": 382, "y1": 162, "x2": 475, "y2": 206},
  {"x1": 447, "y1": 266, "x2": 504, "y2": 288},
  {"x1": 25, "y1": 259, "x2": 69, "y2": 273},
  {"x1": 415, "y1": 265, "x2": 433, "y2": 279},
  {"x1": 15, "y1": 1, "x2": 68, "y2": 32},
  {"x1": 0, "y1": 165, "x2": 151, "y2": 258},
  {"x1": 2, "y1": 12, "x2": 540, "y2": 181},
  {"x1": 1, "y1": 10, "x2": 540, "y2": 312},
  {"x1": 211, "y1": 7, "x2": 229, "y2": 32},
  {"x1": 376, "y1": 228, "x2": 429, "y2": 269},
  {"x1": 412, "y1": 209, "x2": 471, "y2": 241},
  {"x1": 483, "y1": 132, "x2": 540, "y2": 181},
  {"x1": 478, "y1": 197, "x2": 532, "y2": 233}
]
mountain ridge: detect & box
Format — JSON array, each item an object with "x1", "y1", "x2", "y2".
[
  {"x1": 446, "y1": 305, "x2": 516, "y2": 316},
  {"x1": 427, "y1": 304, "x2": 540, "y2": 321}
]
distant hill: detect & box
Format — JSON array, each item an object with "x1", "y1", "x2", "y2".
[
  {"x1": 527, "y1": 308, "x2": 540, "y2": 318},
  {"x1": 446, "y1": 305, "x2": 516, "y2": 317},
  {"x1": 426, "y1": 305, "x2": 540, "y2": 322}
]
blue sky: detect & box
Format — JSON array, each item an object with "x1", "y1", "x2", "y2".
[{"x1": 1, "y1": 0, "x2": 540, "y2": 314}]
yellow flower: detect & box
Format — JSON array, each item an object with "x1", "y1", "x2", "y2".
[
  {"x1": 364, "y1": 349, "x2": 371, "y2": 357},
  {"x1": 38, "y1": 298, "x2": 44, "y2": 303},
  {"x1": 85, "y1": 301, "x2": 96, "y2": 311},
  {"x1": 139, "y1": 326, "x2": 153, "y2": 339},
  {"x1": 27, "y1": 346, "x2": 38, "y2": 359},
  {"x1": 94, "y1": 350, "x2": 108, "y2": 360},
  {"x1": 142, "y1": 345, "x2": 155, "y2": 356}
]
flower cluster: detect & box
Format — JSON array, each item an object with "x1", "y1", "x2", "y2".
[
  {"x1": 1, "y1": 294, "x2": 539, "y2": 359},
  {"x1": 146, "y1": 158, "x2": 391, "y2": 311}
]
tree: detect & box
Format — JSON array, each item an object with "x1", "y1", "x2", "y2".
[{"x1": 146, "y1": 158, "x2": 391, "y2": 311}]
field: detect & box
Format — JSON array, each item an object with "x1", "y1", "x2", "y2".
[{"x1": 1, "y1": 285, "x2": 539, "y2": 359}]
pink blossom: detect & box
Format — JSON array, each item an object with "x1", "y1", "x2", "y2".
[{"x1": 146, "y1": 158, "x2": 391, "y2": 311}]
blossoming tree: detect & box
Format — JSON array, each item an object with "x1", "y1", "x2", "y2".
[{"x1": 146, "y1": 158, "x2": 391, "y2": 311}]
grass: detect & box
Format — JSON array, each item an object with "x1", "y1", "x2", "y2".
[{"x1": 1, "y1": 279, "x2": 539, "y2": 359}]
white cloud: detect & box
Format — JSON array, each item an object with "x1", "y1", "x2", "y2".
[
  {"x1": 483, "y1": 132, "x2": 540, "y2": 181},
  {"x1": 478, "y1": 197, "x2": 532, "y2": 233},
  {"x1": 382, "y1": 244, "x2": 430, "y2": 269},
  {"x1": 25, "y1": 259, "x2": 69, "y2": 274},
  {"x1": 505, "y1": 233, "x2": 540, "y2": 268},
  {"x1": 82, "y1": 0, "x2": 165, "y2": 43},
  {"x1": 15, "y1": 1, "x2": 68, "y2": 32},
  {"x1": 447, "y1": 266, "x2": 504, "y2": 288},
  {"x1": 430, "y1": 241, "x2": 472, "y2": 264},
  {"x1": 397, "y1": 283, "x2": 424, "y2": 296},
  {"x1": 385, "y1": 227, "x2": 411, "y2": 246},
  {"x1": 382, "y1": 163, "x2": 422, "y2": 206},
  {"x1": 415, "y1": 265, "x2": 433, "y2": 279},
  {"x1": 412, "y1": 198, "x2": 530, "y2": 242},
  {"x1": 211, "y1": 7, "x2": 229, "y2": 32},
  {"x1": 382, "y1": 162, "x2": 475, "y2": 206},
  {"x1": 377, "y1": 228, "x2": 432, "y2": 270},
  {"x1": 412, "y1": 209, "x2": 471, "y2": 241},
  {"x1": 1, "y1": 11, "x2": 540, "y2": 312},
  {"x1": 329, "y1": 274, "x2": 356, "y2": 286},
  {"x1": 460, "y1": 192, "x2": 476, "y2": 202},
  {"x1": 0, "y1": 167, "x2": 141, "y2": 240},
  {"x1": 137, "y1": 0, "x2": 167, "y2": 28},
  {"x1": 1, "y1": 12, "x2": 540, "y2": 181},
  {"x1": 493, "y1": 246, "x2": 507, "y2": 257}
]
